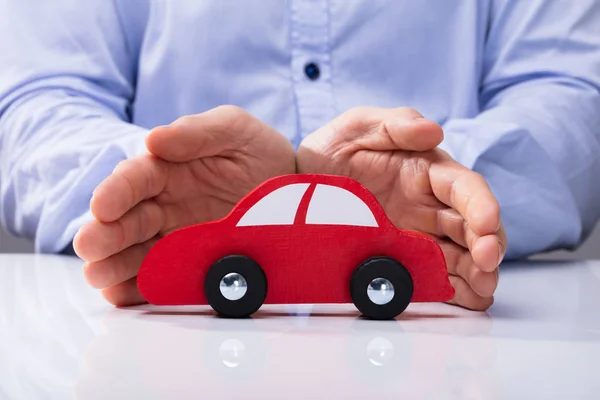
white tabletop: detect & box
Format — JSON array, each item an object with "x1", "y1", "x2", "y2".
[{"x1": 0, "y1": 254, "x2": 599, "y2": 400}]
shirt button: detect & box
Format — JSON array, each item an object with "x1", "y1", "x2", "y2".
[{"x1": 304, "y1": 62, "x2": 320, "y2": 80}]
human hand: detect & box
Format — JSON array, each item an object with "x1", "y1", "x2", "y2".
[
  {"x1": 74, "y1": 106, "x2": 295, "y2": 306},
  {"x1": 296, "y1": 107, "x2": 505, "y2": 311}
]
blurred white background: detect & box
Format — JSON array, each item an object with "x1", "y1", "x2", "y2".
[{"x1": 2, "y1": 224, "x2": 599, "y2": 259}]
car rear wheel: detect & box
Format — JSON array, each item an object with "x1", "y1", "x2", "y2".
[
  {"x1": 204, "y1": 255, "x2": 268, "y2": 318},
  {"x1": 350, "y1": 257, "x2": 413, "y2": 320}
]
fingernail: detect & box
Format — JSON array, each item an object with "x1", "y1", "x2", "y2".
[{"x1": 497, "y1": 242, "x2": 505, "y2": 265}]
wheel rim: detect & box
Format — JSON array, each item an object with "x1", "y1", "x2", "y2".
[
  {"x1": 220, "y1": 272, "x2": 248, "y2": 301},
  {"x1": 367, "y1": 277, "x2": 395, "y2": 305}
]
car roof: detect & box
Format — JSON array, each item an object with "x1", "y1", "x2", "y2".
[{"x1": 227, "y1": 174, "x2": 391, "y2": 227}]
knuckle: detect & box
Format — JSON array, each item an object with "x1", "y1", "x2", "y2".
[
  {"x1": 119, "y1": 172, "x2": 138, "y2": 207},
  {"x1": 344, "y1": 106, "x2": 371, "y2": 122},
  {"x1": 332, "y1": 108, "x2": 371, "y2": 138},
  {"x1": 346, "y1": 106, "x2": 372, "y2": 116},
  {"x1": 112, "y1": 159, "x2": 129, "y2": 174},
  {"x1": 215, "y1": 104, "x2": 248, "y2": 121},
  {"x1": 473, "y1": 172, "x2": 488, "y2": 187},
  {"x1": 213, "y1": 105, "x2": 253, "y2": 139},
  {"x1": 136, "y1": 202, "x2": 154, "y2": 241},
  {"x1": 448, "y1": 174, "x2": 461, "y2": 204},
  {"x1": 396, "y1": 106, "x2": 420, "y2": 116},
  {"x1": 175, "y1": 114, "x2": 195, "y2": 125},
  {"x1": 458, "y1": 250, "x2": 474, "y2": 277},
  {"x1": 115, "y1": 219, "x2": 128, "y2": 253}
]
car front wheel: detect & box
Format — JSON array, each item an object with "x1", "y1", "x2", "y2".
[
  {"x1": 350, "y1": 257, "x2": 414, "y2": 320},
  {"x1": 204, "y1": 255, "x2": 268, "y2": 318}
]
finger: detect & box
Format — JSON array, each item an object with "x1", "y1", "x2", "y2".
[
  {"x1": 393, "y1": 203, "x2": 493, "y2": 270},
  {"x1": 378, "y1": 116, "x2": 443, "y2": 152},
  {"x1": 429, "y1": 161, "x2": 500, "y2": 236},
  {"x1": 146, "y1": 105, "x2": 280, "y2": 162},
  {"x1": 436, "y1": 208, "x2": 506, "y2": 272},
  {"x1": 302, "y1": 106, "x2": 443, "y2": 154},
  {"x1": 439, "y1": 239, "x2": 499, "y2": 298},
  {"x1": 101, "y1": 277, "x2": 146, "y2": 307},
  {"x1": 436, "y1": 208, "x2": 469, "y2": 248},
  {"x1": 447, "y1": 275, "x2": 495, "y2": 311},
  {"x1": 74, "y1": 200, "x2": 165, "y2": 263},
  {"x1": 90, "y1": 155, "x2": 169, "y2": 222},
  {"x1": 471, "y1": 229, "x2": 506, "y2": 273},
  {"x1": 83, "y1": 238, "x2": 158, "y2": 290}
]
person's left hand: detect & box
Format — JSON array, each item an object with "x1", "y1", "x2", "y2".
[{"x1": 296, "y1": 107, "x2": 506, "y2": 311}]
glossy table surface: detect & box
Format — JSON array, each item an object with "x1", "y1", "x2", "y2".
[{"x1": 1, "y1": 254, "x2": 599, "y2": 400}]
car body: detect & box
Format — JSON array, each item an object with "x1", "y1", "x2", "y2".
[{"x1": 138, "y1": 174, "x2": 454, "y2": 315}]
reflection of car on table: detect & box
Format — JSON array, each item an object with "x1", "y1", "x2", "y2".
[{"x1": 138, "y1": 174, "x2": 454, "y2": 319}]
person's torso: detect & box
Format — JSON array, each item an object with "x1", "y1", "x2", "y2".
[{"x1": 118, "y1": 0, "x2": 491, "y2": 146}]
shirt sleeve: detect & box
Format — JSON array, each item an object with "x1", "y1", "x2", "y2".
[
  {"x1": 0, "y1": 0, "x2": 149, "y2": 253},
  {"x1": 438, "y1": 0, "x2": 600, "y2": 260}
]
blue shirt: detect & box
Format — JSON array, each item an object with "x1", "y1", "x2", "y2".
[{"x1": 1, "y1": 0, "x2": 600, "y2": 259}]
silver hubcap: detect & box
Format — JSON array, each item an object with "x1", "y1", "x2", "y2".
[
  {"x1": 367, "y1": 277, "x2": 395, "y2": 305},
  {"x1": 220, "y1": 272, "x2": 248, "y2": 301}
]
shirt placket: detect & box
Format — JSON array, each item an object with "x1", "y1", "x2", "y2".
[{"x1": 290, "y1": 0, "x2": 336, "y2": 144}]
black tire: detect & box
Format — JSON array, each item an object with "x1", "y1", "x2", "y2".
[
  {"x1": 204, "y1": 255, "x2": 268, "y2": 318},
  {"x1": 350, "y1": 257, "x2": 413, "y2": 320}
]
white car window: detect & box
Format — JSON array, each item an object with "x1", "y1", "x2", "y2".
[
  {"x1": 236, "y1": 183, "x2": 310, "y2": 226},
  {"x1": 305, "y1": 184, "x2": 378, "y2": 227}
]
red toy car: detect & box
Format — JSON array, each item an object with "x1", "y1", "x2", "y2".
[{"x1": 138, "y1": 174, "x2": 454, "y2": 319}]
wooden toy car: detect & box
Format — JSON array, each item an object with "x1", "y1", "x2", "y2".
[{"x1": 138, "y1": 174, "x2": 454, "y2": 319}]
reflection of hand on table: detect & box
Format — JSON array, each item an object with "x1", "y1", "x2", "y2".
[
  {"x1": 296, "y1": 107, "x2": 506, "y2": 311},
  {"x1": 73, "y1": 106, "x2": 296, "y2": 306}
]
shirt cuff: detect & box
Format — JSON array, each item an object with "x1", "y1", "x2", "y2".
[{"x1": 36, "y1": 128, "x2": 149, "y2": 254}]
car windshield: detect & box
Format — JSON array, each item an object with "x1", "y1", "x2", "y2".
[{"x1": 236, "y1": 183, "x2": 310, "y2": 226}]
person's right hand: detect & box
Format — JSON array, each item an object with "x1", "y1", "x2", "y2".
[{"x1": 73, "y1": 106, "x2": 295, "y2": 306}]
